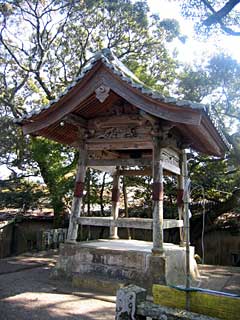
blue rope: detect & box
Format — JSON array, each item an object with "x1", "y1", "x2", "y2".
[{"x1": 168, "y1": 284, "x2": 240, "y2": 298}]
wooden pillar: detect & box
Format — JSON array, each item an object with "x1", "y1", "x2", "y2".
[
  {"x1": 152, "y1": 136, "x2": 164, "y2": 255},
  {"x1": 67, "y1": 147, "x2": 87, "y2": 242},
  {"x1": 182, "y1": 149, "x2": 191, "y2": 309},
  {"x1": 109, "y1": 170, "x2": 120, "y2": 239},
  {"x1": 177, "y1": 155, "x2": 186, "y2": 246}
]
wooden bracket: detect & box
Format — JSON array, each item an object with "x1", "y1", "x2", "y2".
[{"x1": 63, "y1": 114, "x2": 88, "y2": 129}]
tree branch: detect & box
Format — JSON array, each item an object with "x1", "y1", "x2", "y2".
[{"x1": 202, "y1": 0, "x2": 240, "y2": 36}]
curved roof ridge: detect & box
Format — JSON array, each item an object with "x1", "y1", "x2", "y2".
[
  {"x1": 17, "y1": 48, "x2": 205, "y2": 122},
  {"x1": 16, "y1": 48, "x2": 230, "y2": 151}
]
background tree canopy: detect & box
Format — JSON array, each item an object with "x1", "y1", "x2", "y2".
[
  {"x1": 0, "y1": 0, "x2": 239, "y2": 235},
  {"x1": 178, "y1": 0, "x2": 240, "y2": 36}
]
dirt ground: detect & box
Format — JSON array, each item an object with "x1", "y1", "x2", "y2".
[
  {"x1": 197, "y1": 264, "x2": 240, "y2": 295},
  {"x1": 0, "y1": 251, "x2": 116, "y2": 320},
  {"x1": 0, "y1": 250, "x2": 239, "y2": 320}
]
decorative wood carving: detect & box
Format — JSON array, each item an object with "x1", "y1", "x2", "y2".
[
  {"x1": 96, "y1": 127, "x2": 137, "y2": 139},
  {"x1": 150, "y1": 123, "x2": 180, "y2": 150},
  {"x1": 88, "y1": 114, "x2": 145, "y2": 130},
  {"x1": 86, "y1": 140, "x2": 153, "y2": 151},
  {"x1": 104, "y1": 102, "x2": 138, "y2": 116},
  {"x1": 88, "y1": 158, "x2": 151, "y2": 167},
  {"x1": 95, "y1": 85, "x2": 110, "y2": 103}
]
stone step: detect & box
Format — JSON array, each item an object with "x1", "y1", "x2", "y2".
[{"x1": 72, "y1": 273, "x2": 126, "y2": 295}]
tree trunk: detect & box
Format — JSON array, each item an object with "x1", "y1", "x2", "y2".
[{"x1": 52, "y1": 196, "x2": 66, "y2": 228}]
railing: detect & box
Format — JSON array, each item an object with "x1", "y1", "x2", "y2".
[
  {"x1": 115, "y1": 285, "x2": 239, "y2": 320},
  {"x1": 77, "y1": 217, "x2": 183, "y2": 230}
]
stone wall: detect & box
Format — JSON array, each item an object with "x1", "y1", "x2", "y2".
[
  {"x1": 194, "y1": 229, "x2": 240, "y2": 266},
  {"x1": 0, "y1": 221, "x2": 14, "y2": 258},
  {"x1": 13, "y1": 220, "x2": 53, "y2": 254},
  {"x1": 56, "y1": 242, "x2": 166, "y2": 290},
  {"x1": 55, "y1": 240, "x2": 199, "y2": 290}
]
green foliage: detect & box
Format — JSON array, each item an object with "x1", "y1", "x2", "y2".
[
  {"x1": 189, "y1": 156, "x2": 233, "y2": 201},
  {"x1": 178, "y1": 54, "x2": 240, "y2": 210},
  {"x1": 0, "y1": 178, "x2": 46, "y2": 210},
  {"x1": 30, "y1": 137, "x2": 77, "y2": 225},
  {"x1": 0, "y1": 116, "x2": 35, "y2": 174}
]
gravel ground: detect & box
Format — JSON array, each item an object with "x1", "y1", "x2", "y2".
[{"x1": 0, "y1": 252, "x2": 115, "y2": 320}]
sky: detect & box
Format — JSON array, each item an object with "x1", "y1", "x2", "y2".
[{"x1": 147, "y1": 0, "x2": 240, "y2": 63}]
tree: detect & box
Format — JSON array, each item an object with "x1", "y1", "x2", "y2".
[
  {"x1": 0, "y1": 178, "x2": 46, "y2": 211},
  {"x1": 176, "y1": 53, "x2": 240, "y2": 243},
  {"x1": 0, "y1": 0, "x2": 181, "y2": 224},
  {"x1": 178, "y1": 0, "x2": 240, "y2": 36},
  {"x1": 30, "y1": 137, "x2": 77, "y2": 226}
]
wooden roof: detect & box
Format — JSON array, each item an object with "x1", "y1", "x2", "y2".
[{"x1": 18, "y1": 49, "x2": 229, "y2": 157}]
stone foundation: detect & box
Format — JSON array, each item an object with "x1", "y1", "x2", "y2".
[{"x1": 55, "y1": 239, "x2": 199, "y2": 290}]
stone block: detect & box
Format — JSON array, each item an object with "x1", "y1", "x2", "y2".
[{"x1": 116, "y1": 285, "x2": 147, "y2": 320}]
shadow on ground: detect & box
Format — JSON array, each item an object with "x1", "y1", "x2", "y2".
[{"x1": 0, "y1": 251, "x2": 115, "y2": 320}]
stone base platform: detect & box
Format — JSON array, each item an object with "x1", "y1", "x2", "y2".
[{"x1": 55, "y1": 239, "x2": 199, "y2": 291}]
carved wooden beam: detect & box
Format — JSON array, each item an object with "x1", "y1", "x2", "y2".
[
  {"x1": 88, "y1": 114, "x2": 146, "y2": 129},
  {"x1": 86, "y1": 140, "x2": 153, "y2": 151},
  {"x1": 88, "y1": 158, "x2": 151, "y2": 167},
  {"x1": 118, "y1": 168, "x2": 152, "y2": 176},
  {"x1": 88, "y1": 150, "x2": 120, "y2": 160}
]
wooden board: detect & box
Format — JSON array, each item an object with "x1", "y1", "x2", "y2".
[
  {"x1": 153, "y1": 284, "x2": 240, "y2": 320},
  {"x1": 77, "y1": 217, "x2": 183, "y2": 230}
]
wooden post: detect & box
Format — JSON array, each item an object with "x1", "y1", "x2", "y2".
[
  {"x1": 177, "y1": 155, "x2": 186, "y2": 246},
  {"x1": 110, "y1": 169, "x2": 120, "y2": 239},
  {"x1": 67, "y1": 147, "x2": 87, "y2": 242},
  {"x1": 122, "y1": 175, "x2": 131, "y2": 240},
  {"x1": 152, "y1": 136, "x2": 164, "y2": 255},
  {"x1": 182, "y1": 149, "x2": 191, "y2": 310}
]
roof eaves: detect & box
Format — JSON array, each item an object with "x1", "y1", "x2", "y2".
[
  {"x1": 204, "y1": 108, "x2": 231, "y2": 151},
  {"x1": 100, "y1": 55, "x2": 231, "y2": 151},
  {"x1": 16, "y1": 53, "x2": 103, "y2": 124},
  {"x1": 15, "y1": 49, "x2": 232, "y2": 151}
]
